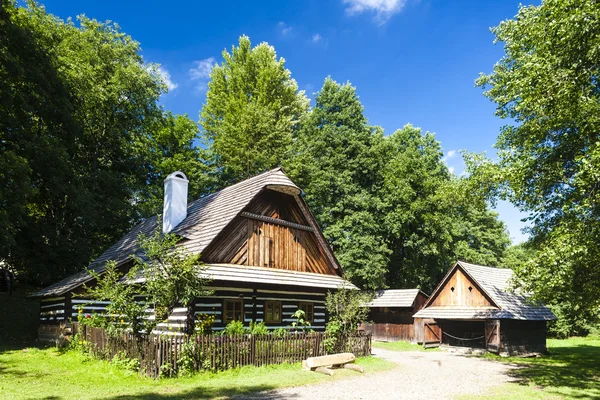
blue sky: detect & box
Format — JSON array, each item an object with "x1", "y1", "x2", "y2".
[{"x1": 40, "y1": 0, "x2": 534, "y2": 243}]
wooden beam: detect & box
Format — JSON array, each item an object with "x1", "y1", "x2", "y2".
[
  {"x1": 240, "y1": 212, "x2": 315, "y2": 232},
  {"x1": 303, "y1": 353, "x2": 355, "y2": 369}
]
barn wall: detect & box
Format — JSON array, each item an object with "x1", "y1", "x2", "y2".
[
  {"x1": 194, "y1": 287, "x2": 328, "y2": 333},
  {"x1": 500, "y1": 319, "x2": 547, "y2": 354},
  {"x1": 364, "y1": 307, "x2": 415, "y2": 342},
  {"x1": 39, "y1": 295, "x2": 67, "y2": 324},
  {"x1": 430, "y1": 269, "x2": 494, "y2": 307},
  {"x1": 202, "y1": 190, "x2": 337, "y2": 275},
  {"x1": 43, "y1": 284, "x2": 329, "y2": 336}
]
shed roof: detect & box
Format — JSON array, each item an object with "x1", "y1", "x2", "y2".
[
  {"x1": 367, "y1": 289, "x2": 427, "y2": 308},
  {"x1": 413, "y1": 261, "x2": 556, "y2": 321},
  {"x1": 32, "y1": 168, "x2": 342, "y2": 297}
]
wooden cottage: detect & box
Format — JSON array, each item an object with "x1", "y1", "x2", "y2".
[
  {"x1": 31, "y1": 168, "x2": 354, "y2": 339},
  {"x1": 413, "y1": 261, "x2": 556, "y2": 355},
  {"x1": 362, "y1": 289, "x2": 428, "y2": 342}
]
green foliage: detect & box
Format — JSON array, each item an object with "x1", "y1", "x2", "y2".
[
  {"x1": 133, "y1": 228, "x2": 211, "y2": 334},
  {"x1": 111, "y1": 352, "x2": 140, "y2": 373},
  {"x1": 290, "y1": 310, "x2": 312, "y2": 333},
  {"x1": 325, "y1": 287, "x2": 372, "y2": 352},
  {"x1": 286, "y1": 77, "x2": 390, "y2": 289},
  {"x1": 82, "y1": 227, "x2": 209, "y2": 337},
  {"x1": 501, "y1": 243, "x2": 535, "y2": 271},
  {"x1": 82, "y1": 262, "x2": 152, "y2": 337},
  {"x1": 195, "y1": 313, "x2": 216, "y2": 335},
  {"x1": 287, "y1": 79, "x2": 510, "y2": 291},
  {"x1": 201, "y1": 35, "x2": 309, "y2": 186},
  {"x1": 222, "y1": 320, "x2": 245, "y2": 336},
  {"x1": 248, "y1": 321, "x2": 269, "y2": 336},
  {"x1": 0, "y1": 1, "x2": 208, "y2": 286},
  {"x1": 476, "y1": 0, "x2": 600, "y2": 334},
  {"x1": 135, "y1": 113, "x2": 217, "y2": 217},
  {"x1": 177, "y1": 340, "x2": 198, "y2": 377}
]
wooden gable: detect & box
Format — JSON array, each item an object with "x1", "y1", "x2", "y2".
[
  {"x1": 428, "y1": 266, "x2": 496, "y2": 308},
  {"x1": 202, "y1": 190, "x2": 339, "y2": 276}
]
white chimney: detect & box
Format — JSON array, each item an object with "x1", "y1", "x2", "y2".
[{"x1": 163, "y1": 171, "x2": 189, "y2": 233}]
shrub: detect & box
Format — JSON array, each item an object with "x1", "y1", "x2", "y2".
[{"x1": 222, "y1": 320, "x2": 245, "y2": 336}]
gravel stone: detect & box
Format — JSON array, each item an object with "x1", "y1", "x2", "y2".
[{"x1": 235, "y1": 348, "x2": 515, "y2": 400}]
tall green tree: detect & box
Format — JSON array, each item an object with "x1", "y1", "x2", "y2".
[
  {"x1": 135, "y1": 112, "x2": 216, "y2": 217},
  {"x1": 0, "y1": 2, "x2": 202, "y2": 285},
  {"x1": 476, "y1": 0, "x2": 600, "y2": 334},
  {"x1": 287, "y1": 78, "x2": 390, "y2": 290},
  {"x1": 201, "y1": 35, "x2": 309, "y2": 186},
  {"x1": 379, "y1": 126, "x2": 510, "y2": 291}
]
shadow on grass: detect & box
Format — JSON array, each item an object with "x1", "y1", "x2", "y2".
[
  {"x1": 102, "y1": 384, "x2": 298, "y2": 400},
  {"x1": 498, "y1": 342, "x2": 600, "y2": 399}
]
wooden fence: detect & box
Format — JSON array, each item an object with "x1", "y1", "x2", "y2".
[
  {"x1": 360, "y1": 323, "x2": 415, "y2": 342},
  {"x1": 77, "y1": 325, "x2": 371, "y2": 378}
]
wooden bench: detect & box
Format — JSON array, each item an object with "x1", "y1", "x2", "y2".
[{"x1": 302, "y1": 353, "x2": 364, "y2": 375}]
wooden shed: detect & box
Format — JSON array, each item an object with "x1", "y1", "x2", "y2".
[
  {"x1": 362, "y1": 289, "x2": 428, "y2": 342},
  {"x1": 413, "y1": 261, "x2": 556, "y2": 355}
]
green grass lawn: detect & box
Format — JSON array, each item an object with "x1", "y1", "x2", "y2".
[
  {"x1": 0, "y1": 344, "x2": 396, "y2": 400},
  {"x1": 372, "y1": 340, "x2": 438, "y2": 352},
  {"x1": 460, "y1": 335, "x2": 600, "y2": 400}
]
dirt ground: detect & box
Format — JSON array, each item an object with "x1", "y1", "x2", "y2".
[{"x1": 236, "y1": 347, "x2": 515, "y2": 400}]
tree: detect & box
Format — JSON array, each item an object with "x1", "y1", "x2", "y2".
[
  {"x1": 135, "y1": 112, "x2": 217, "y2": 217},
  {"x1": 379, "y1": 126, "x2": 510, "y2": 291},
  {"x1": 324, "y1": 287, "x2": 372, "y2": 352},
  {"x1": 476, "y1": 0, "x2": 600, "y2": 333},
  {"x1": 286, "y1": 78, "x2": 389, "y2": 290},
  {"x1": 1, "y1": 2, "x2": 203, "y2": 286},
  {"x1": 379, "y1": 125, "x2": 455, "y2": 290},
  {"x1": 83, "y1": 227, "x2": 209, "y2": 336},
  {"x1": 201, "y1": 35, "x2": 309, "y2": 186}
]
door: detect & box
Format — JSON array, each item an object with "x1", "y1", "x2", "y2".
[
  {"x1": 423, "y1": 320, "x2": 442, "y2": 348},
  {"x1": 485, "y1": 320, "x2": 500, "y2": 353}
]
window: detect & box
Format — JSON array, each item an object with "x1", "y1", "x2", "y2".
[
  {"x1": 265, "y1": 301, "x2": 282, "y2": 323},
  {"x1": 299, "y1": 303, "x2": 314, "y2": 323},
  {"x1": 223, "y1": 300, "x2": 243, "y2": 323}
]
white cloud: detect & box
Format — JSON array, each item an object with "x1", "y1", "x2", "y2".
[
  {"x1": 278, "y1": 21, "x2": 293, "y2": 36},
  {"x1": 312, "y1": 33, "x2": 322, "y2": 43},
  {"x1": 448, "y1": 166, "x2": 455, "y2": 175},
  {"x1": 189, "y1": 57, "x2": 215, "y2": 92},
  {"x1": 343, "y1": 0, "x2": 407, "y2": 23},
  {"x1": 189, "y1": 57, "x2": 215, "y2": 81},
  {"x1": 442, "y1": 149, "x2": 457, "y2": 163},
  {"x1": 152, "y1": 65, "x2": 177, "y2": 92}
]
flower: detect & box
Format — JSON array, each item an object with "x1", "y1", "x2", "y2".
[{"x1": 120, "y1": 319, "x2": 124, "y2": 324}]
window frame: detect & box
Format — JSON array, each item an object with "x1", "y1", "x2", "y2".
[
  {"x1": 298, "y1": 302, "x2": 314, "y2": 323},
  {"x1": 223, "y1": 299, "x2": 244, "y2": 323},
  {"x1": 264, "y1": 300, "x2": 282, "y2": 323}
]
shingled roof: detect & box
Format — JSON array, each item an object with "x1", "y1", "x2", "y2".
[
  {"x1": 367, "y1": 289, "x2": 427, "y2": 308},
  {"x1": 32, "y1": 168, "x2": 342, "y2": 297},
  {"x1": 413, "y1": 261, "x2": 556, "y2": 321}
]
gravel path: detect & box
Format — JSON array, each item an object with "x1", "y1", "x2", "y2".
[{"x1": 235, "y1": 348, "x2": 515, "y2": 400}]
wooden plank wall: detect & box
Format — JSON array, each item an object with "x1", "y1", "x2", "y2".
[
  {"x1": 49, "y1": 286, "x2": 329, "y2": 335},
  {"x1": 362, "y1": 322, "x2": 415, "y2": 342},
  {"x1": 202, "y1": 190, "x2": 336, "y2": 275},
  {"x1": 195, "y1": 287, "x2": 328, "y2": 332},
  {"x1": 429, "y1": 268, "x2": 494, "y2": 307},
  {"x1": 39, "y1": 296, "x2": 66, "y2": 323}
]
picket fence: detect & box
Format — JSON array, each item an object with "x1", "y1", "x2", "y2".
[{"x1": 77, "y1": 325, "x2": 372, "y2": 378}]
